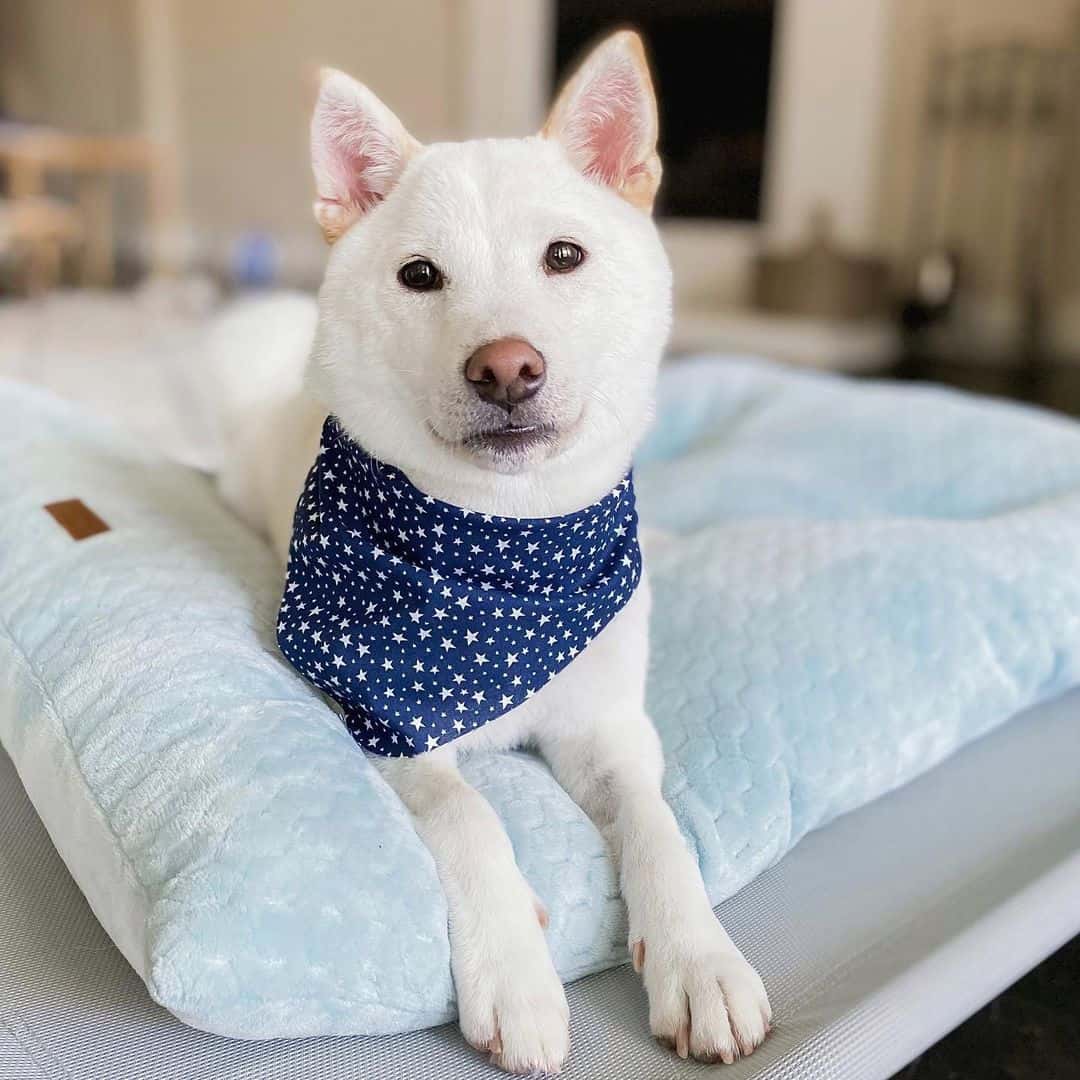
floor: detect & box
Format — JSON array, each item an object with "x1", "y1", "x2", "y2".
[{"x1": 891, "y1": 935, "x2": 1080, "y2": 1080}]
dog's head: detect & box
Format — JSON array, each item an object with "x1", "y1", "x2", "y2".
[{"x1": 307, "y1": 31, "x2": 671, "y2": 506}]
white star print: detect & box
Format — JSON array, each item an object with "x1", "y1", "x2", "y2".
[{"x1": 276, "y1": 416, "x2": 640, "y2": 758}]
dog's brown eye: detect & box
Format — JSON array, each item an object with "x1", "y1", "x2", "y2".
[
  {"x1": 544, "y1": 240, "x2": 585, "y2": 274},
  {"x1": 398, "y1": 259, "x2": 443, "y2": 291}
]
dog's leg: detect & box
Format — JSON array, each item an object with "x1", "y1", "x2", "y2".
[
  {"x1": 538, "y1": 716, "x2": 771, "y2": 1064},
  {"x1": 379, "y1": 751, "x2": 570, "y2": 1075}
]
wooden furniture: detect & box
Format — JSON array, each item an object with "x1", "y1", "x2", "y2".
[
  {"x1": 0, "y1": 196, "x2": 83, "y2": 295},
  {"x1": 0, "y1": 126, "x2": 176, "y2": 289}
]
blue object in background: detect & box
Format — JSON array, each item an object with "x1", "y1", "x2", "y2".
[{"x1": 232, "y1": 231, "x2": 278, "y2": 288}]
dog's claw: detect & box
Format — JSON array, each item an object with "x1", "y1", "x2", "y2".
[
  {"x1": 675, "y1": 1020, "x2": 690, "y2": 1059},
  {"x1": 631, "y1": 939, "x2": 645, "y2": 973}
]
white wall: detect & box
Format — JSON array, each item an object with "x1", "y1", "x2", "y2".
[
  {"x1": 0, "y1": 0, "x2": 139, "y2": 133},
  {"x1": 764, "y1": 0, "x2": 891, "y2": 251},
  {"x1": 165, "y1": 0, "x2": 461, "y2": 281}
]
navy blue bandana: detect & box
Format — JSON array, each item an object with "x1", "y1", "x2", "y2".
[{"x1": 277, "y1": 417, "x2": 642, "y2": 756}]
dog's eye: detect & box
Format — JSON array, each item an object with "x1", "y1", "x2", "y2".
[
  {"x1": 398, "y1": 259, "x2": 444, "y2": 291},
  {"x1": 544, "y1": 241, "x2": 586, "y2": 274}
]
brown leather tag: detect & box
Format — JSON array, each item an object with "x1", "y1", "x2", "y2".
[{"x1": 44, "y1": 499, "x2": 110, "y2": 541}]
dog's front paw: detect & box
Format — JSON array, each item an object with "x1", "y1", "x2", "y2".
[
  {"x1": 455, "y1": 927, "x2": 570, "y2": 1075},
  {"x1": 634, "y1": 925, "x2": 771, "y2": 1064}
]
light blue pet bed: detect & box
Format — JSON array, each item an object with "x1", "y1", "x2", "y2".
[{"x1": 1, "y1": 357, "x2": 1079, "y2": 1040}]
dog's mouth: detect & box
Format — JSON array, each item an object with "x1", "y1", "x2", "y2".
[
  {"x1": 462, "y1": 421, "x2": 559, "y2": 458},
  {"x1": 427, "y1": 405, "x2": 585, "y2": 472}
]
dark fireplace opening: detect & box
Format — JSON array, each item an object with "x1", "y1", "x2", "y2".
[{"x1": 554, "y1": 0, "x2": 776, "y2": 221}]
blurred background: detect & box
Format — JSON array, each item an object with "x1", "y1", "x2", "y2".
[
  {"x1": 3, "y1": 0, "x2": 1080, "y2": 420},
  {"x1": 2, "y1": 4, "x2": 1079, "y2": 1076}
]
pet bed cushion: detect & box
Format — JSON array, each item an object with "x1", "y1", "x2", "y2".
[{"x1": 1, "y1": 357, "x2": 1079, "y2": 1039}]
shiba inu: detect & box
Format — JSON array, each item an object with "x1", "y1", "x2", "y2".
[{"x1": 218, "y1": 29, "x2": 770, "y2": 1075}]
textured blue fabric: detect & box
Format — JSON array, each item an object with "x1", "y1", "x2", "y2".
[
  {"x1": 278, "y1": 417, "x2": 641, "y2": 756},
  {"x1": 1, "y1": 357, "x2": 1079, "y2": 1040}
]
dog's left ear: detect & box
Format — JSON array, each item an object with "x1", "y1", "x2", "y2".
[{"x1": 542, "y1": 30, "x2": 661, "y2": 213}]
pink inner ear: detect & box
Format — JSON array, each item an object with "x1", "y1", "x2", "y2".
[
  {"x1": 313, "y1": 93, "x2": 398, "y2": 214},
  {"x1": 569, "y1": 56, "x2": 649, "y2": 188}
]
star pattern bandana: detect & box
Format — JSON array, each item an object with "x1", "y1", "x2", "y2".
[{"x1": 277, "y1": 417, "x2": 643, "y2": 756}]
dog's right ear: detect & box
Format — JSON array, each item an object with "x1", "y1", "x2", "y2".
[
  {"x1": 542, "y1": 30, "x2": 661, "y2": 213},
  {"x1": 311, "y1": 69, "x2": 420, "y2": 244}
]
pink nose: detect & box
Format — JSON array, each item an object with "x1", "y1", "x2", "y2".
[{"x1": 464, "y1": 338, "x2": 546, "y2": 410}]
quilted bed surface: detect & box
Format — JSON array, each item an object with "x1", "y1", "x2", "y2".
[{"x1": 1, "y1": 357, "x2": 1079, "y2": 1039}]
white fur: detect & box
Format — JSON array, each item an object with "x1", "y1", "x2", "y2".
[{"x1": 217, "y1": 31, "x2": 770, "y2": 1074}]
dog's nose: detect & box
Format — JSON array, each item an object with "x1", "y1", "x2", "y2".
[{"x1": 465, "y1": 338, "x2": 546, "y2": 410}]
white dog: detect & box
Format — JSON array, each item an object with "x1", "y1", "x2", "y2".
[{"x1": 218, "y1": 30, "x2": 770, "y2": 1075}]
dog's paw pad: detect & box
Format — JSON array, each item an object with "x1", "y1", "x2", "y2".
[{"x1": 533, "y1": 899, "x2": 549, "y2": 930}]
